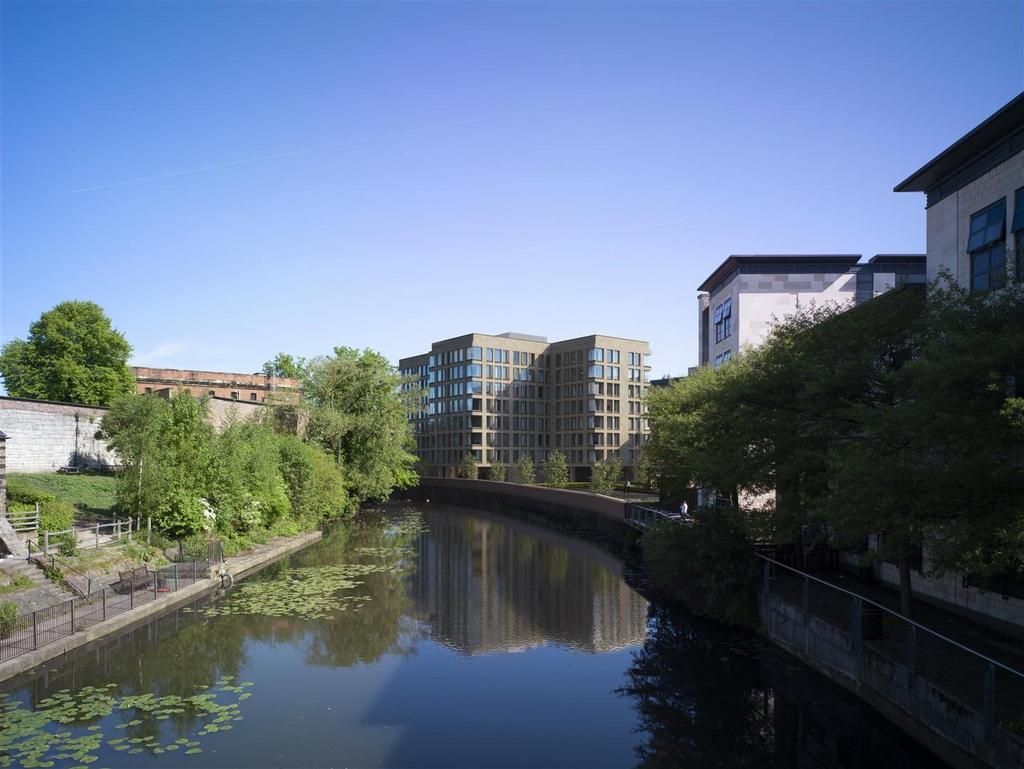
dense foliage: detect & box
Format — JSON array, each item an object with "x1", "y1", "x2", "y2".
[
  {"x1": 641, "y1": 513, "x2": 759, "y2": 625},
  {"x1": 543, "y1": 450, "x2": 569, "y2": 488},
  {"x1": 590, "y1": 456, "x2": 623, "y2": 496},
  {"x1": 514, "y1": 455, "x2": 535, "y2": 484},
  {"x1": 488, "y1": 459, "x2": 507, "y2": 482},
  {"x1": 102, "y1": 391, "x2": 354, "y2": 542},
  {"x1": 646, "y1": 278, "x2": 1024, "y2": 616},
  {"x1": 302, "y1": 347, "x2": 418, "y2": 502},
  {"x1": 456, "y1": 453, "x2": 478, "y2": 480},
  {"x1": 5, "y1": 477, "x2": 76, "y2": 532},
  {"x1": 0, "y1": 301, "x2": 134, "y2": 406}
]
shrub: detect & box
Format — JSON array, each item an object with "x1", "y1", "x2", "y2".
[
  {"x1": 590, "y1": 457, "x2": 624, "y2": 496},
  {"x1": 457, "y1": 453, "x2": 478, "y2": 479},
  {"x1": 544, "y1": 450, "x2": 569, "y2": 488},
  {"x1": 515, "y1": 456, "x2": 535, "y2": 485},
  {"x1": 39, "y1": 497, "x2": 76, "y2": 533},
  {"x1": 641, "y1": 509, "x2": 760, "y2": 626},
  {"x1": 277, "y1": 437, "x2": 351, "y2": 527},
  {"x1": 5, "y1": 477, "x2": 52, "y2": 506},
  {"x1": 57, "y1": 532, "x2": 78, "y2": 558},
  {"x1": 488, "y1": 460, "x2": 506, "y2": 482},
  {"x1": 0, "y1": 601, "x2": 19, "y2": 639}
]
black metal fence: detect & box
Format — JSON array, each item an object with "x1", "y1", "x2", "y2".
[
  {"x1": 0, "y1": 543, "x2": 224, "y2": 664},
  {"x1": 759, "y1": 555, "x2": 1024, "y2": 768}
]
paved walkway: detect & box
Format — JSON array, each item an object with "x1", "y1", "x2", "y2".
[{"x1": 0, "y1": 556, "x2": 72, "y2": 615}]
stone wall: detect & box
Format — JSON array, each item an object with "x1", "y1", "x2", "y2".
[
  {"x1": 0, "y1": 432, "x2": 6, "y2": 516},
  {"x1": 0, "y1": 397, "x2": 117, "y2": 472}
]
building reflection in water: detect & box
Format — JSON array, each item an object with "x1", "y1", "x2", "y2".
[{"x1": 410, "y1": 506, "x2": 648, "y2": 655}]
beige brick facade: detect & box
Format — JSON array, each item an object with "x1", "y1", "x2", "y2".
[{"x1": 400, "y1": 333, "x2": 651, "y2": 481}]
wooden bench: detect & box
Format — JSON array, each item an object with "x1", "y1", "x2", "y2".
[{"x1": 115, "y1": 566, "x2": 150, "y2": 594}]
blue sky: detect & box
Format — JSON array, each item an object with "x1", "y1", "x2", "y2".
[{"x1": 3, "y1": 1, "x2": 1023, "y2": 379}]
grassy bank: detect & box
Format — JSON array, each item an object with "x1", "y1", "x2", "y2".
[{"x1": 6, "y1": 473, "x2": 118, "y2": 522}]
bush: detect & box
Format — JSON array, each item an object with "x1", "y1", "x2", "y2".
[
  {"x1": 6, "y1": 478, "x2": 76, "y2": 531},
  {"x1": 5, "y1": 477, "x2": 52, "y2": 506},
  {"x1": 0, "y1": 601, "x2": 19, "y2": 639},
  {"x1": 277, "y1": 437, "x2": 351, "y2": 527},
  {"x1": 457, "y1": 453, "x2": 478, "y2": 480},
  {"x1": 641, "y1": 509, "x2": 760, "y2": 626},
  {"x1": 590, "y1": 457, "x2": 623, "y2": 496},
  {"x1": 39, "y1": 498, "x2": 76, "y2": 533},
  {"x1": 56, "y1": 532, "x2": 78, "y2": 558}
]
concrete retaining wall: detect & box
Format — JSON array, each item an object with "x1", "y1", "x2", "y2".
[
  {"x1": 0, "y1": 397, "x2": 116, "y2": 472},
  {"x1": 402, "y1": 478, "x2": 634, "y2": 545},
  {"x1": 0, "y1": 531, "x2": 321, "y2": 683}
]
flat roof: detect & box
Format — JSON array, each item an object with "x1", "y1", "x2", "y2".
[
  {"x1": 894, "y1": 91, "x2": 1024, "y2": 193},
  {"x1": 867, "y1": 254, "x2": 926, "y2": 265},
  {"x1": 697, "y1": 255, "x2": 862, "y2": 293}
]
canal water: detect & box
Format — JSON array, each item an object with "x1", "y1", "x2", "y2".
[{"x1": 1, "y1": 503, "x2": 950, "y2": 768}]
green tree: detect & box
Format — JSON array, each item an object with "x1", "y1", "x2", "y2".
[
  {"x1": 457, "y1": 453, "x2": 478, "y2": 479},
  {"x1": 262, "y1": 353, "x2": 307, "y2": 380},
  {"x1": 488, "y1": 459, "x2": 506, "y2": 482},
  {"x1": 515, "y1": 455, "x2": 535, "y2": 484},
  {"x1": 101, "y1": 394, "x2": 168, "y2": 518},
  {"x1": 544, "y1": 450, "x2": 569, "y2": 488},
  {"x1": 590, "y1": 456, "x2": 623, "y2": 496},
  {"x1": 0, "y1": 301, "x2": 134, "y2": 406},
  {"x1": 302, "y1": 348, "x2": 418, "y2": 502}
]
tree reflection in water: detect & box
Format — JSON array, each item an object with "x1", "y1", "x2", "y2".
[{"x1": 619, "y1": 606, "x2": 953, "y2": 769}]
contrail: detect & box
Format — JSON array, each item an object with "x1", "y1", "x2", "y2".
[{"x1": 70, "y1": 83, "x2": 677, "y2": 194}]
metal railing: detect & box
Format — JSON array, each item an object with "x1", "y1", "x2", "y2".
[
  {"x1": 625, "y1": 504, "x2": 689, "y2": 530},
  {"x1": 759, "y1": 555, "x2": 1024, "y2": 767},
  {"x1": 0, "y1": 544, "x2": 224, "y2": 664},
  {"x1": 26, "y1": 541, "x2": 97, "y2": 597}
]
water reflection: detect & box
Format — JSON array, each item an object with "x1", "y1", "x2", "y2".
[
  {"x1": 412, "y1": 505, "x2": 648, "y2": 654},
  {"x1": 0, "y1": 505, "x2": 952, "y2": 769},
  {"x1": 620, "y1": 606, "x2": 951, "y2": 768}
]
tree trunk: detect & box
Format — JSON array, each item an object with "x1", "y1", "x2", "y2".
[{"x1": 897, "y1": 542, "x2": 914, "y2": 620}]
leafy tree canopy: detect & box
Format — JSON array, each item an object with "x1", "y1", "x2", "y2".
[
  {"x1": 302, "y1": 347, "x2": 418, "y2": 502},
  {"x1": 0, "y1": 301, "x2": 134, "y2": 406},
  {"x1": 262, "y1": 353, "x2": 308, "y2": 380}
]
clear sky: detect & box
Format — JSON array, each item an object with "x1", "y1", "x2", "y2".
[{"x1": 2, "y1": 1, "x2": 1023, "y2": 379}]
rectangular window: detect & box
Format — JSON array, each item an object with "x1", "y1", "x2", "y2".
[
  {"x1": 230, "y1": 391, "x2": 239, "y2": 400},
  {"x1": 1014, "y1": 187, "x2": 1024, "y2": 234},
  {"x1": 250, "y1": 392, "x2": 258, "y2": 401},
  {"x1": 587, "y1": 365, "x2": 604, "y2": 379},
  {"x1": 714, "y1": 298, "x2": 733, "y2": 342},
  {"x1": 467, "y1": 363, "x2": 483, "y2": 377},
  {"x1": 968, "y1": 199, "x2": 1006, "y2": 251},
  {"x1": 969, "y1": 200, "x2": 1007, "y2": 292},
  {"x1": 587, "y1": 348, "x2": 604, "y2": 362},
  {"x1": 468, "y1": 347, "x2": 482, "y2": 361},
  {"x1": 972, "y1": 243, "x2": 1006, "y2": 292}
]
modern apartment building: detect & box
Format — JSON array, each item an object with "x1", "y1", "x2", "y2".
[
  {"x1": 895, "y1": 91, "x2": 1024, "y2": 290},
  {"x1": 697, "y1": 254, "x2": 925, "y2": 367},
  {"x1": 132, "y1": 367, "x2": 302, "y2": 404},
  {"x1": 399, "y1": 332, "x2": 652, "y2": 481}
]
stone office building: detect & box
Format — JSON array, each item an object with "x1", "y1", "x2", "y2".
[
  {"x1": 697, "y1": 254, "x2": 926, "y2": 368},
  {"x1": 895, "y1": 90, "x2": 1024, "y2": 291},
  {"x1": 399, "y1": 332, "x2": 652, "y2": 482}
]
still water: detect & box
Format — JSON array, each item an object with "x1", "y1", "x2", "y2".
[{"x1": 1, "y1": 504, "x2": 949, "y2": 768}]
